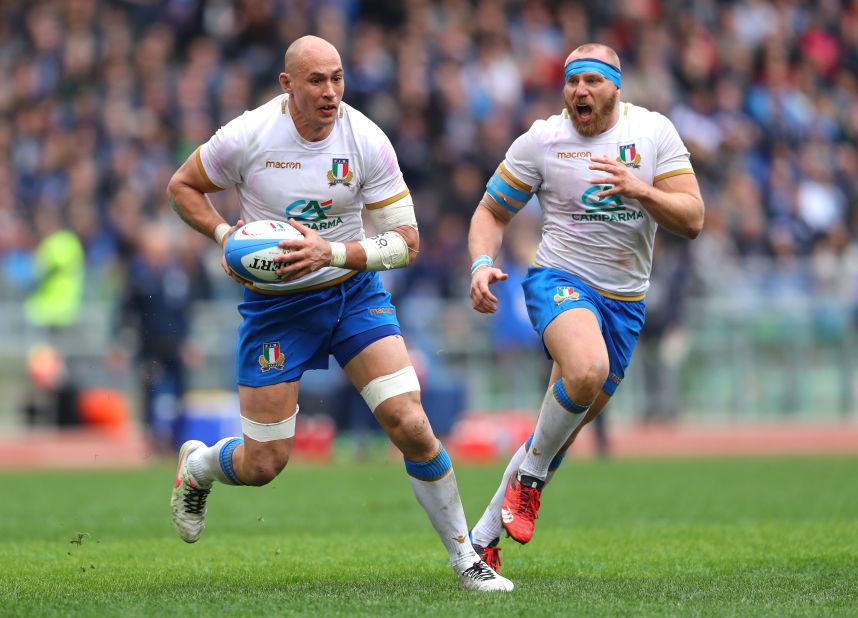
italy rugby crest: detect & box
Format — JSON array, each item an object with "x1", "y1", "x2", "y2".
[
  {"x1": 327, "y1": 158, "x2": 354, "y2": 186},
  {"x1": 554, "y1": 287, "x2": 580, "y2": 304},
  {"x1": 259, "y1": 342, "x2": 285, "y2": 371},
  {"x1": 617, "y1": 143, "x2": 641, "y2": 168}
]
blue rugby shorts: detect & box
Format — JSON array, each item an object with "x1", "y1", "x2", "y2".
[
  {"x1": 522, "y1": 266, "x2": 646, "y2": 396},
  {"x1": 236, "y1": 271, "x2": 400, "y2": 386}
]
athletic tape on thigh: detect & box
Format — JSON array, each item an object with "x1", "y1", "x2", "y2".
[
  {"x1": 360, "y1": 366, "x2": 421, "y2": 413},
  {"x1": 240, "y1": 405, "x2": 299, "y2": 442}
]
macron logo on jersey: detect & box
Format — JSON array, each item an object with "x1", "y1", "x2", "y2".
[{"x1": 266, "y1": 160, "x2": 302, "y2": 169}]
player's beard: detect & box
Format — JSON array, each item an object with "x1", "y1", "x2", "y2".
[{"x1": 567, "y1": 89, "x2": 619, "y2": 137}]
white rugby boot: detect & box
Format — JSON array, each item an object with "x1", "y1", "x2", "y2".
[
  {"x1": 171, "y1": 440, "x2": 212, "y2": 543},
  {"x1": 457, "y1": 559, "x2": 514, "y2": 591}
]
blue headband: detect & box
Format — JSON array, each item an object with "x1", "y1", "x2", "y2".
[{"x1": 564, "y1": 57, "x2": 622, "y2": 89}]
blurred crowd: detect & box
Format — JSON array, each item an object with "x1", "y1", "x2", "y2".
[
  {"x1": 3, "y1": 0, "x2": 857, "y2": 302},
  {"x1": 2, "y1": 1, "x2": 858, "y2": 436}
]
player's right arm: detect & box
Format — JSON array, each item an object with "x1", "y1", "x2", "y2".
[
  {"x1": 469, "y1": 125, "x2": 543, "y2": 314},
  {"x1": 166, "y1": 149, "x2": 244, "y2": 280},
  {"x1": 469, "y1": 162, "x2": 536, "y2": 314},
  {"x1": 167, "y1": 148, "x2": 230, "y2": 243}
]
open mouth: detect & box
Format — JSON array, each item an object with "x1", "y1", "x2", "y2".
[{"x1": 575, "y1": 103, "x2": 593, "y2": 121}]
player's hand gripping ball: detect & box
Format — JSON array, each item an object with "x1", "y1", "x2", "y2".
[{"x1": 224, "y1": 219, "x2": 303, "y2": 284}]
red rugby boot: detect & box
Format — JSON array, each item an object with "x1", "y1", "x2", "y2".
[{"x1": 500, "y1": 473, "x2": 544, "y2": 544}]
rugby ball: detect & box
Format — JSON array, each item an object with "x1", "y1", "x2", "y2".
[{"x1": 224, "y1": 219, "x2": 303, "y2": 284}]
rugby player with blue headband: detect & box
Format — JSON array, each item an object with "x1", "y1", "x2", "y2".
[
  {"x1": 564, "y1": 57, "x2": 622, "y2": 89},
  {"x1": 467, "y1": 42, "x2": 704, "y2": 572},
  {"x1": 468, "y1": 53, "x2": 625, "y2": 284}
]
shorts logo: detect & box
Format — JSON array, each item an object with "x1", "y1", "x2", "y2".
[
  {"x1": 368, "y1": 307, "x2": 395, "y2": 316},
  {"x1": 609, "y1": 373, "x2": 622, "y2": 385},
  {"x1": 327, "y1": 158, "x2": 354, "y2": 186},
  {"x1": 554, "y1": 287, "x2": 580, "y2": 304},
  {"x1": 617, "y1": 143, "x2": 641, "y2": 168},
  {"x1": 259, "y1": 342, "x2": 285, "y2": 371}
]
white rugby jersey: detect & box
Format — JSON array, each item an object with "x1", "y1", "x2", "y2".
[
  {"x1": 503, "y1": 102, "x2": 693, "y2": 297},
  {"x1": 198, "y1": 94, "x2": 409, "y2": 292}
]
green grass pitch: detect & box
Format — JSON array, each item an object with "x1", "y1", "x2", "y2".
[{"x1": 2, "y1": 456, "x2": 857, "y2": 616}]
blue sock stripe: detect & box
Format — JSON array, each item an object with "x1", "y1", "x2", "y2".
[
  {"x1": 548, "y1": 451, "x2": 567, "y2": 471},
  {"x1": 405, "y1": 445, "x2": 452, "y2": 481},
  {"x1": 219, "y1": 438, "x2": 243, "y2": 485},
  {"x1": 553, "y1": 379, "x2": 588, "y2": 414},
  {"x1": 525, "y1": 433, "x2": 534, "y2": 450}
]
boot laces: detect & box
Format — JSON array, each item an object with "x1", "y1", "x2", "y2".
[
  {"x1": 482, "y1": 546, "x2": 502, "y2": 571},
  {"x1": 182, "y1": 484, "x2": 211, "y2": 515},
  {"x1": 461, "y1": 561, "x2": 497, "y2": 582},
  {"x1": 515, "y1": 482, "x2": 540, "y2": 518}
]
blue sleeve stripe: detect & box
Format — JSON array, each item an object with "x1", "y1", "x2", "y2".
[
  {"x1": 499, "y1": 162, "x2": 532, "y2": 192},
  {"x1": 525, "y1": 432, "x2": 534, "y2": 450},
  {"x1": 488, "y1": 174, "x2": 531, "y2": 203},
  {"x1": 553, "y1": 379, "x2": 588, "y2": 414},
  {"x1": 405, "y1": 444, "x2": 452, "y2": 481},
  {"x1": 486, "y1": 186, "x2": 520, "y2": 214}
]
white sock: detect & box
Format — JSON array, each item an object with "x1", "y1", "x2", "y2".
[
  {"x1": 518, "y1": 379, "x2": 589, "y2": 480},
  {"x1": 405, "y1": 445, "x2": 479, "y2": 572},
  {"x1": 470, "y1": 443, "x2": 527, "y2": 547},
  {"x1": 187, "y1": 437, "x2": 244, "y2": 486}
]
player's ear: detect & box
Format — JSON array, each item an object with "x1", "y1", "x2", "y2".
[{"x1": 279, "y1": 72, "x2": 292, "y2": 94}]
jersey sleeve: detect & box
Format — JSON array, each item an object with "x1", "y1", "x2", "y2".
[
  {"x1": 500, "y1": 124, "x2": 545, "y2": 194},
  {"x1": 197, "y1": 113, "x2": 248, "y2": 189},
  {"x1": 360, "y1": 124, "x2": 410, "y2": 208},
  {"x1": 653, "y1": 113, "x2": 694, "y2": 181}
]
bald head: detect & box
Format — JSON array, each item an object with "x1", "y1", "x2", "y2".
[
  {"x1": 565, "y1": 43, "x2": 621, "y2": 70},
  {"x1": 279, "y1": 35, "x2": 345, "y2": 141},
  {"x1": 284, "y1": 35, "x2": 341, "y2": 75}
]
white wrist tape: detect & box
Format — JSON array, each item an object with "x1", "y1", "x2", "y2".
[
  {"x1": 240, "y1": 406, "x2": 298, "y2": 442},
  {"x1": 329, "y1": 241, "x2": 347, "y2": 267},
  {"x1": 359, "y1": 231, "x2": 410, "y2": 271},
  {"x1": 214, "y1": 223, "x2": 231, "y2": 246},
  {"x1": 360, "y1": 366, "x2": 421, "y2": 413}
]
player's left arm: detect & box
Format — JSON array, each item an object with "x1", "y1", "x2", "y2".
[
  {"x1": 274, "y1": 192, "x2": 418, "y2": 280},
  {"x1": 589, "y1": 156, "x2": 704, "y2": 239}
]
